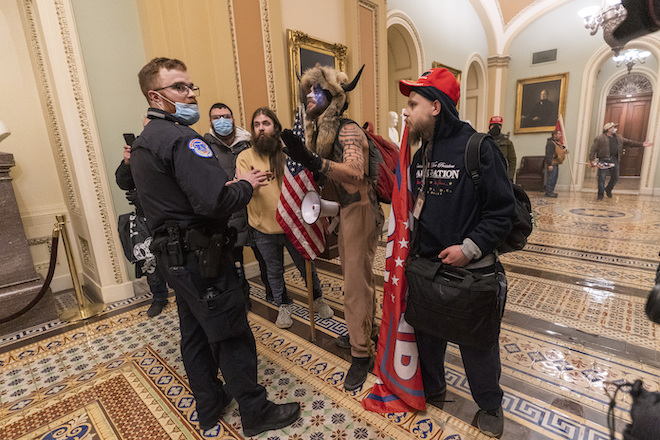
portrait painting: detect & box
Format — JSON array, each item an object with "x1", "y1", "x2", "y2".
[
  {"x1": 287, "y1": 29, "x2": 347, "y2": 119},
  {"x1": 515, "y1": 72, "x2": 569, "y2": 134}
]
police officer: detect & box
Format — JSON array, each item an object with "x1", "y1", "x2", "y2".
[{"x1": 130, "y1": 57, "x2": 300, "y2": 436}]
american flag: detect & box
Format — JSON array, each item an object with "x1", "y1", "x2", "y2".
[
  {"x1": 276, "y1": 107, "x2": 326, "y2": 260},
  {"x1": 362, "y1": 125, "x2": 426, "y2": 413}
]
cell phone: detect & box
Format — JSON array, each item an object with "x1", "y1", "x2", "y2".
[{"x1": 123, "y1": 133, "x2": 136, "y2": 147}]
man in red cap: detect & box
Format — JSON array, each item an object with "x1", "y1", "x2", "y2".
[
  {"x1": 400, "y1": 68, "x2": 516, "y2": 438},
  {"x1": 488, "y1": 116, "x2": 517, "y2": 181}
]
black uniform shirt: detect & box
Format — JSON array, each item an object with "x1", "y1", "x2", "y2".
[{"x1": 130, "y1": 108, "x2": 253, "y2": 234}]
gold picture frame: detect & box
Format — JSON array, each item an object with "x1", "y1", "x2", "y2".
[
  {"x1": 514, "y1": 72, "x2": 569, "y2": 134},
  {"x1": 431, "y1": 61, "x2": 462, "y2": 84},
  {"x1": 287, "y1": 29, "x2": 347, "y2": 120}
]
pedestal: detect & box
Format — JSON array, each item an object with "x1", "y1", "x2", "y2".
[{"x1": 0, "y1": 152, "x2": 55, "y2": 334}]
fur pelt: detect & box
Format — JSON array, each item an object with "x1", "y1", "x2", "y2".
[{"x1": 300, "y1": 65, "x2": 349, "y2": 159}]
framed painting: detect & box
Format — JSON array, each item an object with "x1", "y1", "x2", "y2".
[
  {"x1": 514, "y1": 72, "x2": 569, "y2": 134},
  {"x1": 431, "y1": 61, "x2": 462, "y2": 84},
  {"x1": 287, "y1": 29, "x2": 347, "y2": 119}
]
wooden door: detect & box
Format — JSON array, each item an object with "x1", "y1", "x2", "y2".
[{"x1": 604, "y1": 92, "x2": 652, "y2": 176}]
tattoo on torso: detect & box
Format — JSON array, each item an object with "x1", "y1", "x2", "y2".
[{"x1": 338, "y1": 124, "x2": 364, "y2": 181}]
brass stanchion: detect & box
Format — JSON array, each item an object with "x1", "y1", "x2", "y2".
[{"x1": 56, "y1": 214, "x2": 105, "y2": 322}]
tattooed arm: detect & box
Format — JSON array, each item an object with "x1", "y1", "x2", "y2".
[{"x1": 319, "y1": 122, "x2": 366, "y2": 184}]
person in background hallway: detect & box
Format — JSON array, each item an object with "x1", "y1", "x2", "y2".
[
  {"x1": 203, "y1": 103, "x2": 272, "y2": 309},
  {"x1": 236, "y1": 107, "x2": 334, "y2": 329},
  {"x1": 400, "y1": 68, "x2": 516, "y2": 438},
  {"x1": 129, "y1": 57, "x2": 300, "y2": 436},
  {"x1": 589, "y1": 122, "x2": 652, "y2": 201},
  {"x1": 488, "y1": 116, "x2": 517, "y2": 180},
  {"x1": 544, "y1": 129, "x2": 567, "y2": 198},
  {"x1": 115, "y1": 133, "x2": 169, "y2": 317},
  {"x1": 281, "y1": 64, "x2": 383, "y2": 391}
]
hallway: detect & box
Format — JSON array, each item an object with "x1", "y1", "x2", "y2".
[{"x1": 1, "y1": 191, "x2": 658, "y2": 439}]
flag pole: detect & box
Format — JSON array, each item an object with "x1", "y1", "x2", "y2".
[
  {"x1": 558, "y1": 115, "x2": 576, "y2": 192},
  {"x1": 306, "y1": 260, "x2": 316, "y2": 341}
]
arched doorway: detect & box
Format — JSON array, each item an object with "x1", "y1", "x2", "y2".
[
  {"x1": 463, "y1": 57, "x2": 488, "y2": 132},
  {"x1": 387, "y1": 10, "x2": 424, "y2": 138}
]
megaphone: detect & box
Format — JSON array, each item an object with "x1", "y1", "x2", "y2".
[{"x1": 301, "y1": 191, "x2": 339, "y2": 224}]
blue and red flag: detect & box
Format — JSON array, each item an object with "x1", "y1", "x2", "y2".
[{"x1": 362, "y1": 126, "x2": 426, "y2": 413}]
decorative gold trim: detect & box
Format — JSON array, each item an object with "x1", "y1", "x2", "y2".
[
  {"x1": 227, "y1": 0, "x2": 245, "y2": 126},
  {"x1": 53, "y1": 0, "x2": 121, "y2": 282},
  {"x1": 287, "y1": 30, "x2": 347, "y2": 120},
  {"x1": 260, "y1": 0, "x2": 277, "y2": 111},
  {"x1": 431, "y1": 61, "x2": 462, "y2": 84},
  {"x1": 359, "y1": 0, "x2": 380, "y2": 130},
  {"x1": 21, "y1": 0, "x2": 80, "y2": 215}
]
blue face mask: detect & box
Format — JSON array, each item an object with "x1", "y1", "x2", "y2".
[
  {"x1": 157, "y1": 93, "x2": 200, "y2": 125},
  {"x1": 213, "y1": 118, "x2": 233, "y2": 136}
]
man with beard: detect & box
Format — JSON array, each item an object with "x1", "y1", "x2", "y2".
[
  {"x1": 236, "y1": 107, "x2": 333, "y2": 329},
  {"x1": 204, "y1": 103, "x2": 272, "y2": 309},
  {"x1": 400, "y1": 68, "x2": 516, "y2": 438},
  {"x1": 280, "y1": 66, "x2": 383, "y2": 391},
  {"x1": 488, "y1": 116, "x2": 516, "y2": 180},
  {"x1": 544, "y1": 130, "x2": 568, "y2": 198}
]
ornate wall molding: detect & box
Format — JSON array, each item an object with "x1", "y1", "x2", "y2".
[
  {"x1": 487, "y1": 54, "x2": 511, "y2": 68},
  {"x1": 359, "y1": 0, "x2": 381, "y2": 129},
  {"x1": 609, "y1": 74, "x2": 653, "y2": 96},
  {"x1": 227, "y1": 0, "x2": 245, "y2": 125},
  {"x1": 53, "y1": 0, "x2": 121, "y2": 283},
  {"x1": 21, "y1": 0, "x2": 80, "y2": 215},
  {"x1": 386, "y1": 10, "x2": 425, "y2": 76},
  {"x1": 260, "y1": 0, "x2": 276, "y2": 111}
]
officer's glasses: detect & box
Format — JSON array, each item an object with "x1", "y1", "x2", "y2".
[{"x1": 154, "y1": 82, "x2": 200, "y2": 97}]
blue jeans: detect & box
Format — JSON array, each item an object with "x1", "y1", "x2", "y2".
[
  {"x1": 597, "y1": 158, "x2": 619, "y2": 198},
  {"x1": 251, "y1": 228, "x2": 322, "y2": 306},
  {"x1": 544, "y1": 165, "x2": 559, "y2": 194}
]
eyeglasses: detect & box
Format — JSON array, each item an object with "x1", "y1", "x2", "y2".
[
  {"x1": 153, "y1": 82, "x2": 200, "y2": 97},
  {"x1": 211, "y1": 114, "x2": 232, "y2": 120}
]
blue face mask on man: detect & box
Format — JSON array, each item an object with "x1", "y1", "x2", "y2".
[
  {"x1": 213, "y1": 118, "x2": 233, "y2": 136},
  {"x1": 156, "y1": 93, "x2": 200, "y2": 125}
]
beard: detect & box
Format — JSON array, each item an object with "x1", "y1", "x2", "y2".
[
  {"x1": 407, "y1": 118, "x2": 435, "y2": 145},
  {"x1": 253, "y1": 132, "x2": 281, "y2": 157}
]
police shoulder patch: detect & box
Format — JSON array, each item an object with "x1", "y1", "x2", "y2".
[{"x1": 188, "y1": 138, "x2": 213, "y2": 158}]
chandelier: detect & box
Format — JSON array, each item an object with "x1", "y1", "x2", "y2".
[
  {"x1": 613, "y1": 49, "x2": 651, "y2": 74},
  {"x1": 578, "y1": 0, "x2": 628, "y2": 55}
]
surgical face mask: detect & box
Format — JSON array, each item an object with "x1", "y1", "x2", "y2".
[
  {"x1": 156, "y1": 93, "x2": 200, "y2": 125},
  {"x1": 213, "y1": 118, "x2": 233, "y2": 136},
  {"x1": 612, "y1": 128, "x2": 618, "y2": 134}
]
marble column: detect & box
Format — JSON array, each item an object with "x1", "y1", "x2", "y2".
[{"x1": 0, "y1": 152, "x2": 56, "y2": 333}]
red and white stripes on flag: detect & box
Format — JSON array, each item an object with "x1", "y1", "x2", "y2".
[{"x1": 276, "y1": 107, "x2": 325, "y2": 261}]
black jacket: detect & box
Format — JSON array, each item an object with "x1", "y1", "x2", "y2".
[{"x1": 130, "y1": 108, "x2": 253, "y2": 234}]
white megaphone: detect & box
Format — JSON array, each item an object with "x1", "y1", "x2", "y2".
[{"x1": 301, "y1": 190, "x2": 339, "y2": 225}]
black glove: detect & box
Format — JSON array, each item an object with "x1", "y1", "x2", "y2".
[{"x1": 281, "y1": 129, "x2": 323, "y2": 172}]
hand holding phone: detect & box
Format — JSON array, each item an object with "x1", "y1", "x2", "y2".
[{"x1": 123, "y1": 133, "x2": 136, "y2": 146}]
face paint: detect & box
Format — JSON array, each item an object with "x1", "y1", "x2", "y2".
[{"x1": 311, "y1": 84, "x2": 327, "y2": 108}]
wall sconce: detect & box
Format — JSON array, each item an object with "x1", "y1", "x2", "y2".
[{"x1": 613, "y1": 49, "x2": 651, "y2": 74}]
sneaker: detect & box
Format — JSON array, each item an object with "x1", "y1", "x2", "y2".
[
  {"x1": 147, "y1": 301, "x2": 167, "y2": 317},
  {"x1": 335, "y1": 334, "x2": 351, "y2": 349},
  {"x1": 597, "y1": 196, "x2": 603, "y2": 201},
  {"x1": 606, "y1": 189, "x2": 612, "y2": 198},
  {"x1": 474, "y1": 407, "x2": 504, "y2": 438},
  {"x1": 275, "y1": 304, "x2": 293, "y2": 329},
  {"x1": 314, "y1": 297, "x2": 334, "y2": 319},
  {"x1": 544, "y1": 192, "x2": 558, "y2": 198},
  {"x1": 242, "y1": 402, "x2": 301, "y2": 437},
  {"x1": 344, "y1": 356, "x2": 372, "y2": 391}
]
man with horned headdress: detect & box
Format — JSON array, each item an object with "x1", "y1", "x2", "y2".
[{"x1": 281, "y1": 65, "x2": 383, "y2": 391}]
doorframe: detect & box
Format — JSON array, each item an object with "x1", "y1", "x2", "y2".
[{"x1": 574, "y1": 35, "x2": 660, "y2": 195}]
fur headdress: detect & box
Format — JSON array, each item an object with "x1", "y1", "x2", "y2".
[{"x1": 300, "y1": 65, "x2": 363, "y2": 158}]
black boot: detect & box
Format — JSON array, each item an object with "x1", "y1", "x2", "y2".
[
  {"x1": 344, "y1": 356, "x2": 372, "y2": 391},
  {"x1": 198, "y1": 389, "x2": 233, "y2": 431},
  {"x1": 242, "y1": 402, "x2": 301, "y2": 437}
]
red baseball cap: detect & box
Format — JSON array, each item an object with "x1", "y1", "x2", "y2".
[
  {"x1": 399, "y1": 68, "x2": 460, "y2": 104},
  {"x1": 489, "y1": 116, "x2": 503, "y2": 125}
]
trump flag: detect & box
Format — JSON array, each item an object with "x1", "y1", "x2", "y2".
[{"x1": 362, "y1": 126, "x2": 426, "y2": 413}]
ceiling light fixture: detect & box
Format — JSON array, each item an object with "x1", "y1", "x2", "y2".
[{"x1": 578, "y1": 0, "x2": 628, "y2": 55}]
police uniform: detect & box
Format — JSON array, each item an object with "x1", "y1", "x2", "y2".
[{"x1": 130, "y1": 108, "x2": 272, "y2": 428}]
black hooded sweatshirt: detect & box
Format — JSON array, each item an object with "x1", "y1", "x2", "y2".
[{"x1": 409, "y1": 88, "x2": 516, "y2": 261}]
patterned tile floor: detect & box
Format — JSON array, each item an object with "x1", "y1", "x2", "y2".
[{"x1": 1, "y1": 191, "x2": 659, "y2": 439}]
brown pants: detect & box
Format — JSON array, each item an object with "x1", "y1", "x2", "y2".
[{"x1": 338, "y1": 198, "x2": 380, "y2": 358}]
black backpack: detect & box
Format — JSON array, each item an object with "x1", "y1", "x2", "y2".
[{"x1": 464, "y1": 133, "x2": 533, "y2": 253}]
